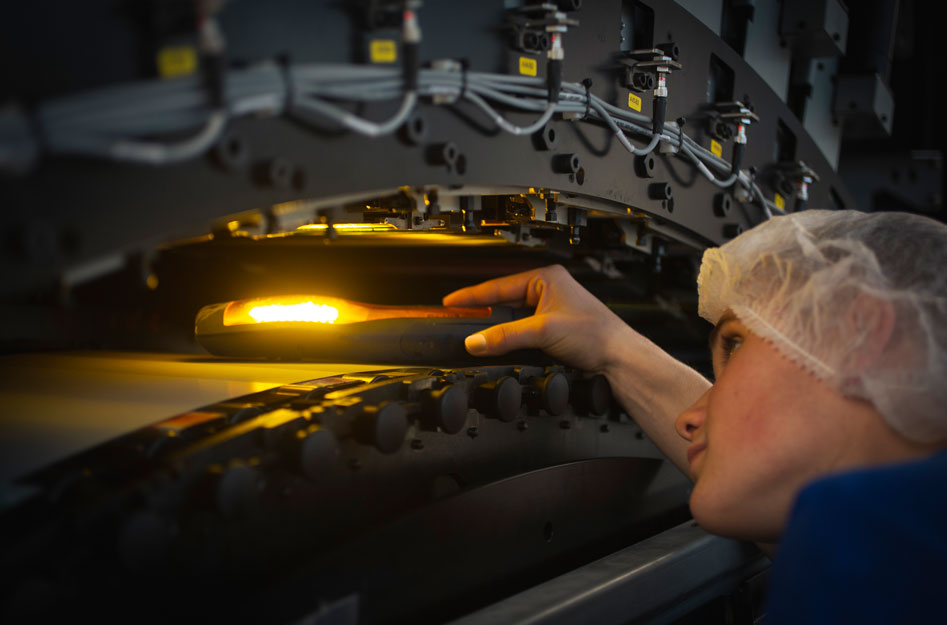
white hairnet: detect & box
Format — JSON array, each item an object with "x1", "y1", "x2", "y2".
[{"x1": 698, "y1": 209, "x2": 947, "y2": 443}]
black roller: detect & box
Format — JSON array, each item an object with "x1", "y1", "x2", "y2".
[
  {"x1": 477, "y1": 376, "x2": 522, "y2": 422},
  {"x1": 534, "y1": 372, "x2": 569, "y2": 416},
  {"x1": 118, "y1": 511, "x2": 173, "y2": 573},
  {"x1": 299, "y1": 427, "x2": 341, "y2": 480},
  {"x1": 573, "y1": 374, "x2": 611, "y2": 416},
  {"x1": 422, "y1": 384, "x2": 468, "y2": 434},
  {"x1": 355, "y1": 402, "x2": 408, "y2": 453},
  {"x1": 216, "y1": 465, "x2": 261, "y2": 520}
]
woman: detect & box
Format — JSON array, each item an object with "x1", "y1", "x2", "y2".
[{"x1": 443, "y1": 210, "x2": 947, "y2": 623}]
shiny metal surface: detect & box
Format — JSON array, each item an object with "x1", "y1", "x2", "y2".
[
  {"x1": 0, "y1": 351, "x2": 369, "y2": 483},
  {"x1": 448, "y1": 520, "x2": 769, "y2": 625}
]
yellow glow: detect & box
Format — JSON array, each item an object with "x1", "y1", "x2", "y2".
[
  {"x1": 296, "y1": 222, "x2": 397, "y2": 232},
  {"x1": 248, "y1": 302, "x2": 339, "y2": 324},
  {"x1": 221, "y1": 294, "x2": 491, "y2": 327}
]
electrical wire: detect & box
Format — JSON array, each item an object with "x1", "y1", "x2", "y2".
[{"x1": 10, "y1": 58, "x2": 787, "y2": 219}]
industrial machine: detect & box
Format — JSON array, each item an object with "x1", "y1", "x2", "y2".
[{"x1": 0, "y1": 0, "x2": 940, "y2": 623}]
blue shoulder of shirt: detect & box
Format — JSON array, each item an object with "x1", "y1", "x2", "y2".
[{"x1": 765, "y1": 450, "x2": 947, "y2": 625}]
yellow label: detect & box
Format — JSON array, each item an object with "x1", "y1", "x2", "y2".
[
  {"x1": 519, "y1": 57, "x2": 537, "y2": 77},
  {"x1": 156, "y1": 46, "x2": 197, "y2": 78},
  {"x1": 627, "y1": 93, "x2": 642, "y2": 111},
  {"x1": 774, "y1": 193, "x2": 786, "y2": 210},
  {"x1": 710, "y1": 139, "x2": 723, "y2": 158},
  {"x1": 370, "y1": 39, "x2": 397, "y2": 63}
]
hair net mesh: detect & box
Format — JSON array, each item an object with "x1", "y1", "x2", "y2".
[{"x1": 698, "y1": 209, "x2": 947, "y2": 443}]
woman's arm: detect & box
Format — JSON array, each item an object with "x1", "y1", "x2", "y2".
[{"x1": 443, "y1": 264, "x2": 710, "y2": 475}]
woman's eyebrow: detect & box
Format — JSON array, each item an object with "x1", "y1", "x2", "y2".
[{"x1": 708, "y1": 312, "x2": 737, "y2": 350}]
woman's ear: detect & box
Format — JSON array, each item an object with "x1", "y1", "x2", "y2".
[{"x1": 844, "y1": 293, "x2": 895, "y2": 372}]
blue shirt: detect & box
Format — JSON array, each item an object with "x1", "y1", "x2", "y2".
[{"x1": 766, "y1": 450, "x2": 947, "y2": 624}]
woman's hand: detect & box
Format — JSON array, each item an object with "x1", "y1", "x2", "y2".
[
  {"x1": 442, "y1": 264, "x2": 629, "y2": 373},
  {"x1": 445, "y1": 264, "x2": 711, "y2": 476}
]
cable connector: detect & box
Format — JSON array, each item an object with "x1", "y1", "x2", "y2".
[
  {"x1": 198, "y1": 16, "x2": 226, "y2": 110},
  {"x1": 711, "y1": 101, "x2": 758, "y2": 176},
  {"x1": 401, "y1": 3, "x2": 422, "y2": 92},
  {"x1": 402, "y1": 7, "x2": 422, "y2": 44},
  {"x1": 772, "y1": 160, "x2": 818, "y2": 212},
  {"x1": 621, "y1": 49, "x2": 681, "y2": 137},
  {"x1": 544, "y1": 12, "x2": 572, "y2": 104}
]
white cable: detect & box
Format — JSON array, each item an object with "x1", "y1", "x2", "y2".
[
  {"x1": 291, "y1": 91, "x2": 417, "y2": 137},
  {"x1": 109, "y1": 110, "x2": 228, "y2": 164},
  {"x1": 462, "y1": 91, "x2": 555, "y2": 136}
]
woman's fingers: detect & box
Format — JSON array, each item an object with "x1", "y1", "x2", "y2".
[
  {"x1": 464, "y1": 315, "x2": 550, "y2": 356},
  {"x1": 443, "y1": 265, "x2": 567, "y2": 307}
]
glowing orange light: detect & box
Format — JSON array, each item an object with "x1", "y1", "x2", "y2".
[
  {"x1": 221, "y1": 295, "x2": 490, "y2": 327},
  {"x1": 248, "y1": 301, "x2": 340, "y2": 324},
  {"x1": 295, "y1": 223, "x2": 397, "y2": 233}
]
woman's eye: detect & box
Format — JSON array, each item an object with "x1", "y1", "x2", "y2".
[{"x1": 720, "y1": 336, "x2": 743, "y2": 362}]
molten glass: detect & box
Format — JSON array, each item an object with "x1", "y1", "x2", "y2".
[
  {"x1": 222, "y1": 295, "x2": 490, "y2": 327},
  {"x1": 248, "y1": 302, "x2": 340, "y2": 324}
]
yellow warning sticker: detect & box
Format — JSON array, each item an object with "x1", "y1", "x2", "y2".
[
  {"x1": 628, "y1": 93, "x2": 642, "y2": 112},
  {"x1": 710, "y1": 139, "x2": 723, "y2": 158},
  {"x1": 156, "y1": 46, "x2": 197, "y2": 78},
  {"x1": 519, "y1": 57, "x2": 537, "y2": 77},
  {"x1": 370, "y1": 39, "x2": 397, "y2": 63},
  {"x1": 774, "y1": 193, "x2": 786, "y2": 210}
]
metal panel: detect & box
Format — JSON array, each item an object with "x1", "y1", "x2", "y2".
[
  {"x1": 672, "y1": 0, "x2": 722, "y2": 35},
  {"x1": 743, "y1": 0, "x2": 792, "y2": 101},
  {"x1": 448, "y1": 520, "x2": 769, "y2": 625}
]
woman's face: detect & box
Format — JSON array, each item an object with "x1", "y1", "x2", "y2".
[{"x1": 674, "y1": 312, "x2": 894, "y2": 543}]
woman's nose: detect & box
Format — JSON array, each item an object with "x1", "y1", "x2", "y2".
[{"x1": 675, "y1": 388, "x2": 710, "y2": 441}]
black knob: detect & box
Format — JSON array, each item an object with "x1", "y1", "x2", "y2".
[
  {"x1": 552, "y1": 153, "x2": 581, "y2": 174},
  {"x1": 636, "y1": 153, "x2": 656, "y2": 178},
  {"x1": 533, "y1": 124, "x2": 559, "y2": 151},
  {"x1": 400, "y1": 112, "x2": 427, "y2": 145},
  {"x1": 355, "y1": 402, "x2": 408, "y2": 454},
  {"x1": 118, "y1": 511, "x2": 172, "y2": 573},
  {"x1": 648, "y1": 182, "x2": 673, "y2": 200},
  {"x1": 714, "y1": 192, "x2": 732, "y2": 217},
  {"x1": 253, "y1": 158, "x2": 296, "y2": 189},
  {"x1": 422, "y1": 384, "x2": 468, "y2": 434},
  {"x1": 427, "y1": 142, "x2": 459, "y2": 166},
  {"x1": 216, "y1": 465, "x2": 262, "y2": 519},
  {"x1": 212, "y1": 131, "x2": 250, "y2": 171},
  {"x1": 532, "y1": 372, "x2": 569, "y2": 416},
  {"x1": 299, "y1": 426, "x2": 340, "y2": 481},
  {"x1": 723, "y1": 223, "x2": 745, "y2": 239},
  {"x1": 476, "y1": 376, "x2": 522, "y2": 422},
  {"x1": 573, "y1": 375, "x2": 612, "y2": 416}
]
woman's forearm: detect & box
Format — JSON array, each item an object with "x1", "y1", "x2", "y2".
[{"x1": 601, "y1": 323, "x2": 711, "y2": 476}]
